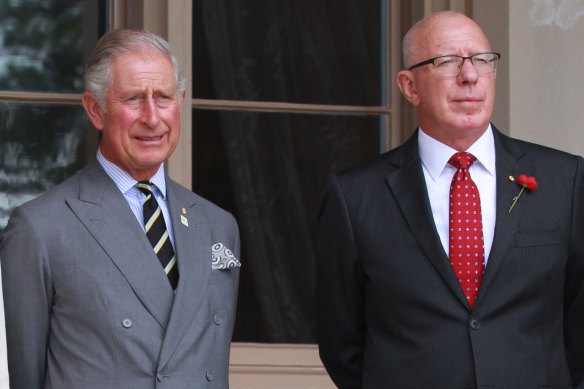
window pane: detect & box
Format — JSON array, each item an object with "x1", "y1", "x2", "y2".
[
  {"x1": 0, "y1": 0, "x2": 104, "y2": 92},
  {"x1": 193, "y1": 0, "x2": 384, "y2": 106},
  {"x1": 0, "y1": 103, "x2": 94, "y2": 229},
  {"x1": 193, "y1": 108, "x2": 382, "y2": 342}
]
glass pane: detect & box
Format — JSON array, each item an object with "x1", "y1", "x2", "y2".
[
  {"x1": 0, "y1": 103, "x2": 95, "y2": 229},
  {"x1": 0, "y1": 0, "x2": 105, "y2": 92},
  {"x1": 193, "y1": 108, "x2": 382, "y2": 343},
  {"x1": 193, "y1": 0, "x2": 384, "y2": 106}
]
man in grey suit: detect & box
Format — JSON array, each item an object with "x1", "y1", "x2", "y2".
[
  {"x1": 0, "y1": 29, "x2": 240, "y2": 388},
  {"x1": 316, "y1": 11, "x2": 584, "y2": 388}
]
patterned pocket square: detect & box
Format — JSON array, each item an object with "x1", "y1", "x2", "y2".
[{"x1": 212, "y1": 243, "x2": 241, "y2": 270}]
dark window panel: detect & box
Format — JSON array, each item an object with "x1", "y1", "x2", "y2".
[
  {"x1": 0, "y1": 103, "x2": 95, "y2": 228},
  {"x1": 193, "y1": 0, "x2": 383, "y2": 106},
  {"x1": 193, "y1": 108, "x2": 382, "y2": 342},
  {"x1": 0, "y1": 0, "x2": 103, "y2": 93}
]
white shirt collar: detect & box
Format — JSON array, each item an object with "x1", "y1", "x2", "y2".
[
  {"x1": 418, "y1": 125, "x2": 496, "y2": 182},
  {"x1": 96, "y1": 149, "x2": 167, "y2": 199}
]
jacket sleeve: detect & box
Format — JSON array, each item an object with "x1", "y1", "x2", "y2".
[
  {"x1": 315, "y1": 175, "x2": 365, "y2": 389},
  {"x1": 1, "y1": 205, "x2": 53, "y2": 389},
  {"x1": 565, "y1": 156, "x2": 584, "y2": 388}
]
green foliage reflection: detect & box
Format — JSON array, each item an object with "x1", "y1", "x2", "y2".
[{"x1": 0, "y1": 0, "x2": 86, "y2": 92}]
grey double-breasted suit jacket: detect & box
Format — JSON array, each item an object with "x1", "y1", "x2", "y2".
[
  {"x1": 316, "y1": 127, "x2": 584, "y2": 388},
  {"x1": 0, "y1": 159, "x2": 240, "y2": 388}
]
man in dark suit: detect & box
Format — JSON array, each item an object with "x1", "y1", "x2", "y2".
[
  {"x1": 1, "y1": 29, "x2": 240, "y2": 388},
  {"x1": 316, "y1": 11, "x2": 584, "y2": 388}
]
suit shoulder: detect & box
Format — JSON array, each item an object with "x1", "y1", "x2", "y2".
[
  {"x1": 168, "y1": 180, "x2": 237, "y2": 224},
  {"x1": 334, "y1": 142, "x2": 411, "y2": 187},
  {"x1": 318, "y1": 147, "x2": 410, "y2": 209},
  {"x1": 506, "y1": 135, "x2": 574, "y2": 155},
  {"x1": 12, "y1": 168, "x2": 83, "y2": 214},
  {"x1": 501, "y1": 133, "x2": 583, "y2": 168}
]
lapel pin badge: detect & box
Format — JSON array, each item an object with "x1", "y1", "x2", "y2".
[{"x1": 181, "y1": 208, "x2": 189, "y2": 227}]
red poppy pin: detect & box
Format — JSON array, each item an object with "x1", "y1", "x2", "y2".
[{"x1": 508, "y1": 174, "x2": 538, "y2": 213}]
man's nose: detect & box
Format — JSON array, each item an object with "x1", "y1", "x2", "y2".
[
  {"x1": 458, "y1": 58, "x2": 479, "y2": 83},
  {"x1": 141, "y1": 97, "x2": 161, "y2": 128}
]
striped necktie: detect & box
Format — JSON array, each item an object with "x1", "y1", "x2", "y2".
[{"x1": 136, "y1": 181, "x2": 179, "y2": 289}]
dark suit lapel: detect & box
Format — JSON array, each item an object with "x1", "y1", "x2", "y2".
[
  {"x1": 476, "y1": 130, "x2": 530, "y2": 303},
  {"x1": 158, "y1": 181, "x2": 212, "y2": 368},
  {"x1": 385, "y1": 134, "x2": 469, "y2": 307},
  {"x1": 66, "y1": 160, "x2": 174, "y2": 329}
]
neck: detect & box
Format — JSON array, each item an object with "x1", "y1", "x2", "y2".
[{"x1": 420, "y1": 126, "x2": 488, "y2": 151}]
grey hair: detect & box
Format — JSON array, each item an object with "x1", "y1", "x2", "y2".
[
  {"x1": 401, "y1": 23, "x2": 418, "y2": 69},
  {"x1": 84, "y1": 29, "x2": 186, "y2": 110}
]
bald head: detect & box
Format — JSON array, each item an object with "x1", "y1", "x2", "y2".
[
  {"x1": 402, "y1": 11, "x2": 491, "y2": 69},
  {"x1": 396, "y1": 11, "x2": 497, "y2": 151}
]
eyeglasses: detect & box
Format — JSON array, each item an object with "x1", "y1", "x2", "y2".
[{"x1": 408, "y1": 52, "x2": 501, "y2": 77}]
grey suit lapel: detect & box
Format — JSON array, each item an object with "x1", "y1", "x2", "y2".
[
  {"x1": 476, "y1": 130, "x2": 530, "y2": 303},
  {"x1": 158, "y1": 181, "x2": 212, "y2": 369},
  {"x1": 385, "y1": 134, "x2": 469, "y2": 307},
  {"x1": 65, "y1": 160, "x2": 174, "y2": 328}
]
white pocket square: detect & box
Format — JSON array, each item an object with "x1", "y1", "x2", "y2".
[{"x1": 211, "y1": 243, "x2": 241, "y2": 270}]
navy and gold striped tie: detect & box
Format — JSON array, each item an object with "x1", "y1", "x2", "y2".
[{"x1": 137, "y1": 181, "x2": 179, "y2": 289}]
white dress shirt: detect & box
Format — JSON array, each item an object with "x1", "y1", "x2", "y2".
[{"x1": 418, "y1": 126, "x2": 496, "y2": 265}]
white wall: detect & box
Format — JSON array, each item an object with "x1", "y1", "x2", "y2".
[
  {"x1": 473, "y1": 0, "x2": 510, "y2": 137},
  {"x1": 512, "y1": 0, "x2": 584, "y2": 156},
  {"x1": 477, "y1": 0, "x2": 584, "y2": 156}
]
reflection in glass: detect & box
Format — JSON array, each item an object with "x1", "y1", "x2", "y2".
[
  {"x1": 0, "y1": 0, "x2": 102, "y2": 92},
  {"x1": 194, "y1": 0, "x2": 383, "y2": 106},
  {"x1": 0, "y1": 103, "x2": 93, "y2": 228},
  {"x1": 193, "y1": 108, "x2": 382, "y2": 343}
]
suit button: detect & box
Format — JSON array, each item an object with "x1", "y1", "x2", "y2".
[
  {"x1": 157, "y1": 373, "x2": 169, "y2": 382},
  {"x1": 213, "y1": 314, "x2": 223, "y2": 325},
  {"x1": 469, "y1": 318, "x2": 480, "y2": 330},
  {"x1": 206, "y1": 371, "x2": 213, "y2": 382},
  {"x1": 122, "y1": 318, "x2": 133, "y2": 328}
]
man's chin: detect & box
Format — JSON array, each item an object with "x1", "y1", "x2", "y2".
[{"x1": 453, "y1": 116, "x2": 490, "y2": 133}]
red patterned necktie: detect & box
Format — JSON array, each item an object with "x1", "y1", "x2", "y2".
[{"x1": 448, "y1": 152, "x2": 485, "y2": 308}]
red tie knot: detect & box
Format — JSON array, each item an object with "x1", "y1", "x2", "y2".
[{"x1": 449, "y1": 152, "x2": 477, "y2": 170}]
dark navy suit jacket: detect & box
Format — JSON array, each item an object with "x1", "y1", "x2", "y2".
[{"x1": 316, "y1": 127, "x2": 584, "y2": 388}]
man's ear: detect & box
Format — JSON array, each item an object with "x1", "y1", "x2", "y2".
[
  {"x1": 82, "y1": 91, "x2": 105, "y2": 130},
  {"x1": 396, "y1": 70, "x2": 420, "y2": 106}
]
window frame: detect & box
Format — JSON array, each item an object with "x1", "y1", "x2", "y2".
[{"x1": 0, "y1": 1, "x2": 471, "y2": 386}]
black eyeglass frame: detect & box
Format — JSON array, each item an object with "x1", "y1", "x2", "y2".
[{"x1": 407, "y1": 52, "x2": 501, "y2": 72}]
